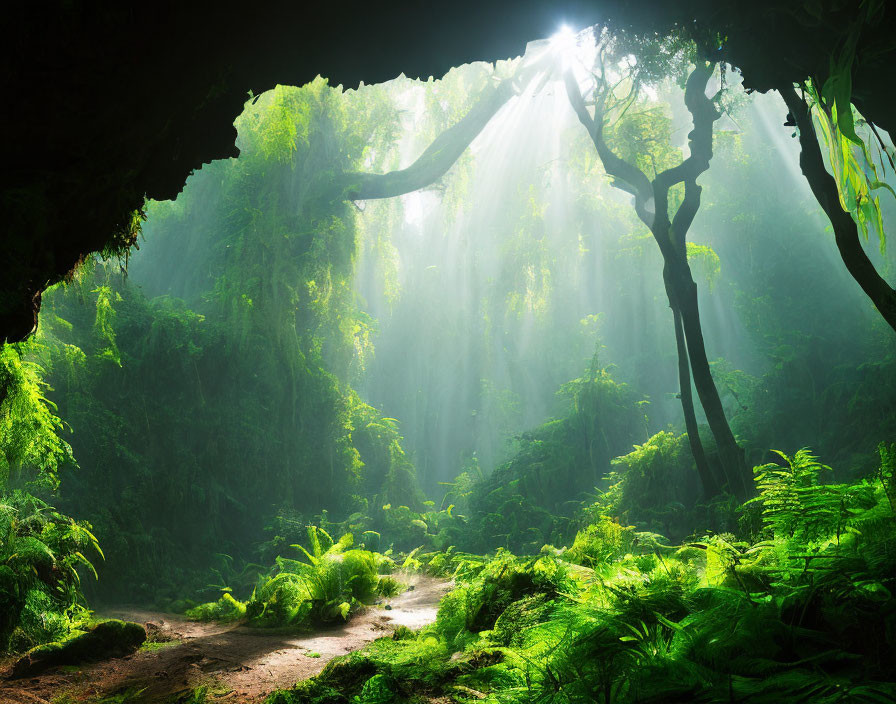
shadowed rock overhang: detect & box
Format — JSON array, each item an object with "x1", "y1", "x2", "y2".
[{"x1": 2, "y1": 0, "x2": 893, "y2": 342}]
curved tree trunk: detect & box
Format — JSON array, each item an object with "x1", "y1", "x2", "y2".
[
  {"x1": 332, "y1": 58, "x2": 556, "y2": 202},
  {"x1": 778, "y1": 83, "x2": 896, "y2": 334},
  {"x1": 564, "y1": 62, "x2": 748, "y2": 497}
]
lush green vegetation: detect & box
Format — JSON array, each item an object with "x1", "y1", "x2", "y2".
[
  {"x1": 0, "y1": 343, "x2": 101, "y2": 651},
  {"x1": 269, "y1": 446, "x2": 896, "y2": 703},
  {"x1": 186, "y1": 526, "x2": 401, "y2": 627}
]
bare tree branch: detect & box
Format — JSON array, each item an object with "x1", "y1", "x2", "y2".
[{"x1": 562, "y1": 69, "x2": 654, "y2": 227}]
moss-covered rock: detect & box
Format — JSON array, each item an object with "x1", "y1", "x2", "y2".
[
  {"x1": 491, "y1": 593, "x2": 554, "y2": 647},
  {"x1": 8, "y1": 619, "x2": 146, "y2": 678},
  {"x1": 267, "y1": 654, "x2": 378, "y2": 704}
]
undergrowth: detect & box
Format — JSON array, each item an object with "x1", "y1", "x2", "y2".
[
  {"x1": 0, "y1": 491, "x2": 100, "y2": 651},
  {"x1": 267, "y1": 445, "x2": 896, "y2": 703},
  {"x1": 186, "y1": 526, "x2": 401, "y2": 628}
]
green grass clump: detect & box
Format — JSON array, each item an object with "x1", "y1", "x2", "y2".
[
  {"x1": 376, "y1": 575, "x2": 404, "y2": 598},
  {"x1": 186, "y1": 592, "x2": 246, "y2": 622}
]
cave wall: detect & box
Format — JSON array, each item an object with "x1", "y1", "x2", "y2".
[
  {"x1": 3, "y1": 1, "x2": 894, "y2": 343},
  {"x1": 1, "y1": 0, "x2": 599, "y2": 342}
]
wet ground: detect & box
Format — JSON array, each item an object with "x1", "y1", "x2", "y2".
[{"x1": 0, "y1": 574, "x2": 451, "y2": 703}]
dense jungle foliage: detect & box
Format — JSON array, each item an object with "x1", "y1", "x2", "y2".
[
  {"x1": 0, "y1": 27, "x2": 894, "y2": 703},
  {"x1": 269, "y1": 445, "x2": 896, "y2": 703}
]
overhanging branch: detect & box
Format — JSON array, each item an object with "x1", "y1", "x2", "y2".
[
  {"x1": 336, "y1": 78, "x2": 517, "y2": 201},
  {"x1": 779, "y1": 81, "x2": 896, "y2": 332}
]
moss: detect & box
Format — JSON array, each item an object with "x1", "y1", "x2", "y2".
[
  {"x1": 491, "y1": 594, "x2": 555, "y2": 647},
  {"x1": 10, "y1": 619, "x2": 146, "y2": 678},
  {"x1": 455, "y1": 552, "x2": 576, "y2": 636},
  {"x1": 355, "y1": 674, "x2": 395, "y2": 703},
  {"x1": 186, "y1": 592, "x2": 246, "y2": 622},
  {"x1": 138, "y1": 639, "x2": 181, "y2": 652},
  {"x1": 267, "y1": 654, "x2": 377, "y2": 703},
  {"x1": 390, "y1": 626, "x2": 415, "y2": 641}
]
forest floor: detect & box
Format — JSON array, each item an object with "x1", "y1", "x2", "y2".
[{"x1": 0, "y1": 574, "x2": 451, "y2": 704}]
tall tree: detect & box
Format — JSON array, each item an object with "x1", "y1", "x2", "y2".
[
  {"x1": 564, "y1": 45, "x2": 748, "y2": 496},
  {"x1": 594, "y1": 0, "x2": 896, "y2": 335}
]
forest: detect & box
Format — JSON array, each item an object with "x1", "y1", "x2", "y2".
[{"x1": 1, "y1": 8, "x2": 895, "y2": 704}]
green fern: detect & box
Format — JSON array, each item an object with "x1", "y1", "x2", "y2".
[{"x1": 746, "y1": 449, "x2": 853, "y2": 542}]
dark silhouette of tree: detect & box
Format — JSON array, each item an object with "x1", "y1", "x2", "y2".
[{"x1": 564, "y1": 49, "x2": 748, "y2": 496}]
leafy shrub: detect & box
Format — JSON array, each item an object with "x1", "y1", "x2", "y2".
[
  {"x1": 436, "y1": 549, "x2": 577, "y2": 646},
  {"x1": 0, "y1": 342, "x2": 75, "y2": 491},
  {"x1": 189, "y1": 526, "x2": 399, "y2": 628},
  {"x1": 563, "y1": 515, "x2": 635, "y2": 567},
  {"x1": 591, "y1": 431, "x2": 703, "y2": 539},
  {"x1": 746, "y1": 448, "x2": 876, "y2": 542},
  {"x1": 0, "y1": 491, "x2": 100, "y2": 652}
]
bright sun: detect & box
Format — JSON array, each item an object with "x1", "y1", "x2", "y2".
[{"x1": 551, "y1": 23, "x2": 576, "y2": 47}]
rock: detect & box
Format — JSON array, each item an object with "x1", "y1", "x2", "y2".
[{"x1": 8, "y1": 620, "x2": 147, "y2": 679}]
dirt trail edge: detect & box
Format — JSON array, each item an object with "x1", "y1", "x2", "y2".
[{"x1": 0, "y1": 574, "x2": 452, "y2": 704}]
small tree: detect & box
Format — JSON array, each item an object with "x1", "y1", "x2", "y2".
[{"x1": 563, "y1": 34, "x2": 749, "y2": 496}]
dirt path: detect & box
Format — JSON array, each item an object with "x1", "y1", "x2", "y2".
[{"x1": 0, "y1": 575, "x2": 451, "y2": 704}]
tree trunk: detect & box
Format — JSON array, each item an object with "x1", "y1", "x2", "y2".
[
  {"x1": 669, "y1": 287, "x2": 719, "y2": 496},
  {"x1": 334, "y1": 61, "x2": 557, "y2": 202},
  {"x1": 668, "y1": 262, "x2": 749, "y2": 494},
  {"x1": 778, "y1": 82, "x2": 896, "y2": 333}
]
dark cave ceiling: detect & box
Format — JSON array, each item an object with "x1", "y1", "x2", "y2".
[{"x1": 2, "y1": 1, "x2": 894, "y2": 343}]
